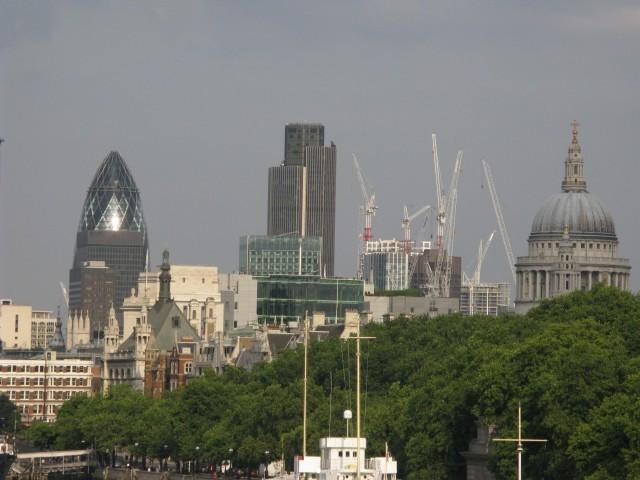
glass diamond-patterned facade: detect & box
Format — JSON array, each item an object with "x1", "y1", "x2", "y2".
[
  {"x1": 78, "y1": 151, "x2": 146, "y2": 233},
  {"x1": 69, "y1": 151, "x2": 149, "y2": 342}
]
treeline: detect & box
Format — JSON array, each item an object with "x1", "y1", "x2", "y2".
[{"x1": 28, "y1": 285, "x2": 640, "y2": 479}]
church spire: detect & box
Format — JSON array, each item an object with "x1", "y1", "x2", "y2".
[
  {"x1": 562, "y1": 120, "x2": 587, "y2": 193},
  {"x1": 158, "y1": 249, "x2": 172, "y2": 304}
]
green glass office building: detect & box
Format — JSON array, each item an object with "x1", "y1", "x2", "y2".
[
  {"x1": 256, "y1": 275, "x2": 363, "y2": 325},
  {"x1": 239, "y1": 235, "x2": 322, "y2": 276}
]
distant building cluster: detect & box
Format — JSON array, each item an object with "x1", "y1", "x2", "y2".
[{"x1": 0, "y1": 121, "x2": 631, "y2": 423}]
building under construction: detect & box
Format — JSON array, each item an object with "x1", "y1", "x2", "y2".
[
  {"x1": 410, "y1": 247, "x2": 462, "y2": 298},
  {"x1": 460, "y1": 282, "x2": 511, "y2": 316},
  {"x1": 363, "y1": 239, "x2": 408, "y2": 293}
]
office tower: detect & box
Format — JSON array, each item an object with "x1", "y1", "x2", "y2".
[
  {"x1": 68, "y1": 260, "x2": 116, "y2": 340},
  {"x1": 69, "y1": 151, "x2": 148, "y2": 341},
  {"x1": 239, "y1": 235, "x2": 322, "y2": 276},
  {"x1": 268, "y1": 123, "x2": 336, "y2": 276},
  {"x1": 284, "y1": 123, "x2": 324, "y2": 165}
]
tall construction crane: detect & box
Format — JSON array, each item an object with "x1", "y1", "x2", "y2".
[
  {"x1": 434, "y1": 151, "x2": 463, "y2": 297},
  {"x1": 482, "y1": 160, "x2": 517, "y2": 284},
  {"x1": 59, "y1": 282, "x2": 69, "y2": 309},
  {"x1": 463, "y1": 230, "x2": 496, "y2": 286},
  {"x1": 463, "y1": 230, "x2": 496, "y2": 316},
  {"x1": 473, "y1": 230, "x2": 496, "y2": 285},
  {"x1": 401, "y1": 204, "x2": 431, "y2": 254},
  {"x1": 352, "y1": 154, "x2": 377, "y2": 242},
  {"x1": 432, "y1": 134, "x2": 446, "y2": 250},
  {"x1": 353, "y1": 154, "x2": 377, "y2": 280}
]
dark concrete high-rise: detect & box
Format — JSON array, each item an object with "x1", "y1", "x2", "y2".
[
  {"x1": 284, "y1": 123, "x2": 324, "y2": 166},
  {"x1": 268, "y1": 123, "x2": 336, "y2": 276},
  {"x1": 69, "y1": 151, "x2": 148, "y2": 341}
]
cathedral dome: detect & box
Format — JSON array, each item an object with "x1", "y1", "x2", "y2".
[
  {"x1": 528, "y1": 121, "x2": 617, "y2": 242},
  {"x1": 530, "y1": 191, "x2": 616, "y2": 240}
]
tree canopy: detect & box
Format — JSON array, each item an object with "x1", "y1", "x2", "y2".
[{"x1": 28, "y1": 285, "x2": 640, "y2": 479}]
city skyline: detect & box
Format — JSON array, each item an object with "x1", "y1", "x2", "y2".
[{"x1": 1, "y1": 2, "x2": 639, "y2": 310}]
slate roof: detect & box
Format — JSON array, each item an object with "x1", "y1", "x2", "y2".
[{"x1": 118, "y1": 300, "x2": 200, "y2": 353}]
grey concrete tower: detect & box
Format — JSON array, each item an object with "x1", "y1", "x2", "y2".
[
  {"x1": 268, "y1": 123, "x2": 336, "y2": 277},
  {"x1": 515, "y1": 121, "x2": 630, "y2": 313}
]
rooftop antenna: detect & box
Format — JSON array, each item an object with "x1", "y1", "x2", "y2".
[{"x1": 493, "y1": 403, "x2": 547, "y2": 480}]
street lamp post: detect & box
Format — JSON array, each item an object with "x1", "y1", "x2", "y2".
[
  {"x1": 194, "y1": 446, "x2": 200, "y2": 475},
  {"x1": 227, "y1": 448, "x2": 234, "y2": 478},
  {"x1": 163, "y1": 444, "x2": 169, "y2": 471},
  {"x1": 81, "y1": 440, "x2": 89, "y2": 475},
  {"x1": 263, "y1": 450, "x2": 270, "y2": 479}
]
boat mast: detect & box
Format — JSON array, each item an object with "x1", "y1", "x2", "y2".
[
  {"x1": 492, "y1": 403, "x2": 547, "y2": 480},
  {"x1": 356, "y1": 322, "x2": 361, "y2": 480},
  {"x1": 303, "y1": 311, "x2": 309, "y2": 457},
  {"x1": 351, "y1": 318, "x2": 374, "y2": 480}
]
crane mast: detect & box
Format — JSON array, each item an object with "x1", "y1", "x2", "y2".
[
  {"x1": 352, "y1": 154, "x2": 376, "y2": 242},
  {"x1": 474, "y1": 230, "x2": 496, "y2": 285},
  {"x1": 432, "y1": 134, "x2": 446, "y2": 250},
  {"x1": 401, "y1": 204, "x2": 431, "y2": 254},
  {"x1": 440, "y1": 151, "x2": 463, "y2": 297},
  {"x1": 482, "y1": 160, "x2": 516, "y2": 284}
]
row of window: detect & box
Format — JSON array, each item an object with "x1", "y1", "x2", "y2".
[
  {"x1": 0, "y1": 364, "x2": 90, "y2": 373},
  {"x1": 0, "y1": 377, "x2": 89, "y2": 387},
  {"x1": 4, "y1": 390, "x2": 87, "y2": 401},
  {"x1": 337, "y1": 451, "x2": 358, "y2": 458},
  {"x1": 535, "y1": 241, "x2": 612, "y2": 250}
]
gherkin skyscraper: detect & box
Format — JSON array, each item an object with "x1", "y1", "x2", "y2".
[{"x1": 69, "y1": 151, "x2": 148, "y2": 341}]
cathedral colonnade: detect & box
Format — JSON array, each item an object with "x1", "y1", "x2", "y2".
[{"x1": 517, "y1": 269, "x2": 630, "y2": 302}]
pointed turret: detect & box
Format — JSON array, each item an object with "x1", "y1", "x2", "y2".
[
  {"x1": 561, "y1": 120, "x2": 587, "y2": 192},
  {"x1": 48, "y1": 309, "x2": 66, "y2": 352},
  {"x1": 135, "y1": 302, "x2": 151, "y2": 354},
  {"x1": 103, "y1": 303, "x2": 121, "y2": 354}
]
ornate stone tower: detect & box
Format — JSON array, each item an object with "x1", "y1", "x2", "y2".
[{"x1": 561, "y1": 120, "x2": 587, "y2": 193}]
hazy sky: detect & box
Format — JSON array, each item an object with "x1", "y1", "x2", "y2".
[{"x1": 1, "y1": 1, "x2": 639, "y2": 310}]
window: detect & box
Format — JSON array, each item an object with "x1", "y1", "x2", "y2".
[
  {"x1": 345, "y1": 451, "x2": 350, "y2": 457},
  {"x1": 15, "y1": 314, "x2": 19, "y2": 333},
  {"x1": 192, "y1": 310, "x2": 196, "y2": 320},
  {"x1": 185, "y1": 362, "x2": 193, "y2": 375},
  {"x1": 202, "y1": 278, "x2": 205, "y2": 284},
  {"x1": 338, "y1": 451, "x2": 343, "y2": 457}
]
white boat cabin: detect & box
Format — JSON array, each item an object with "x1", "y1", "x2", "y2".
[{"x1": 294, "y1": 437, "x2": 397, "y2": 480}]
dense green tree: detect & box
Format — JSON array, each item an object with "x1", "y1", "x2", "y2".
[{"x1": 24, "y1": 286, "x2": 640, "y2": 479}]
